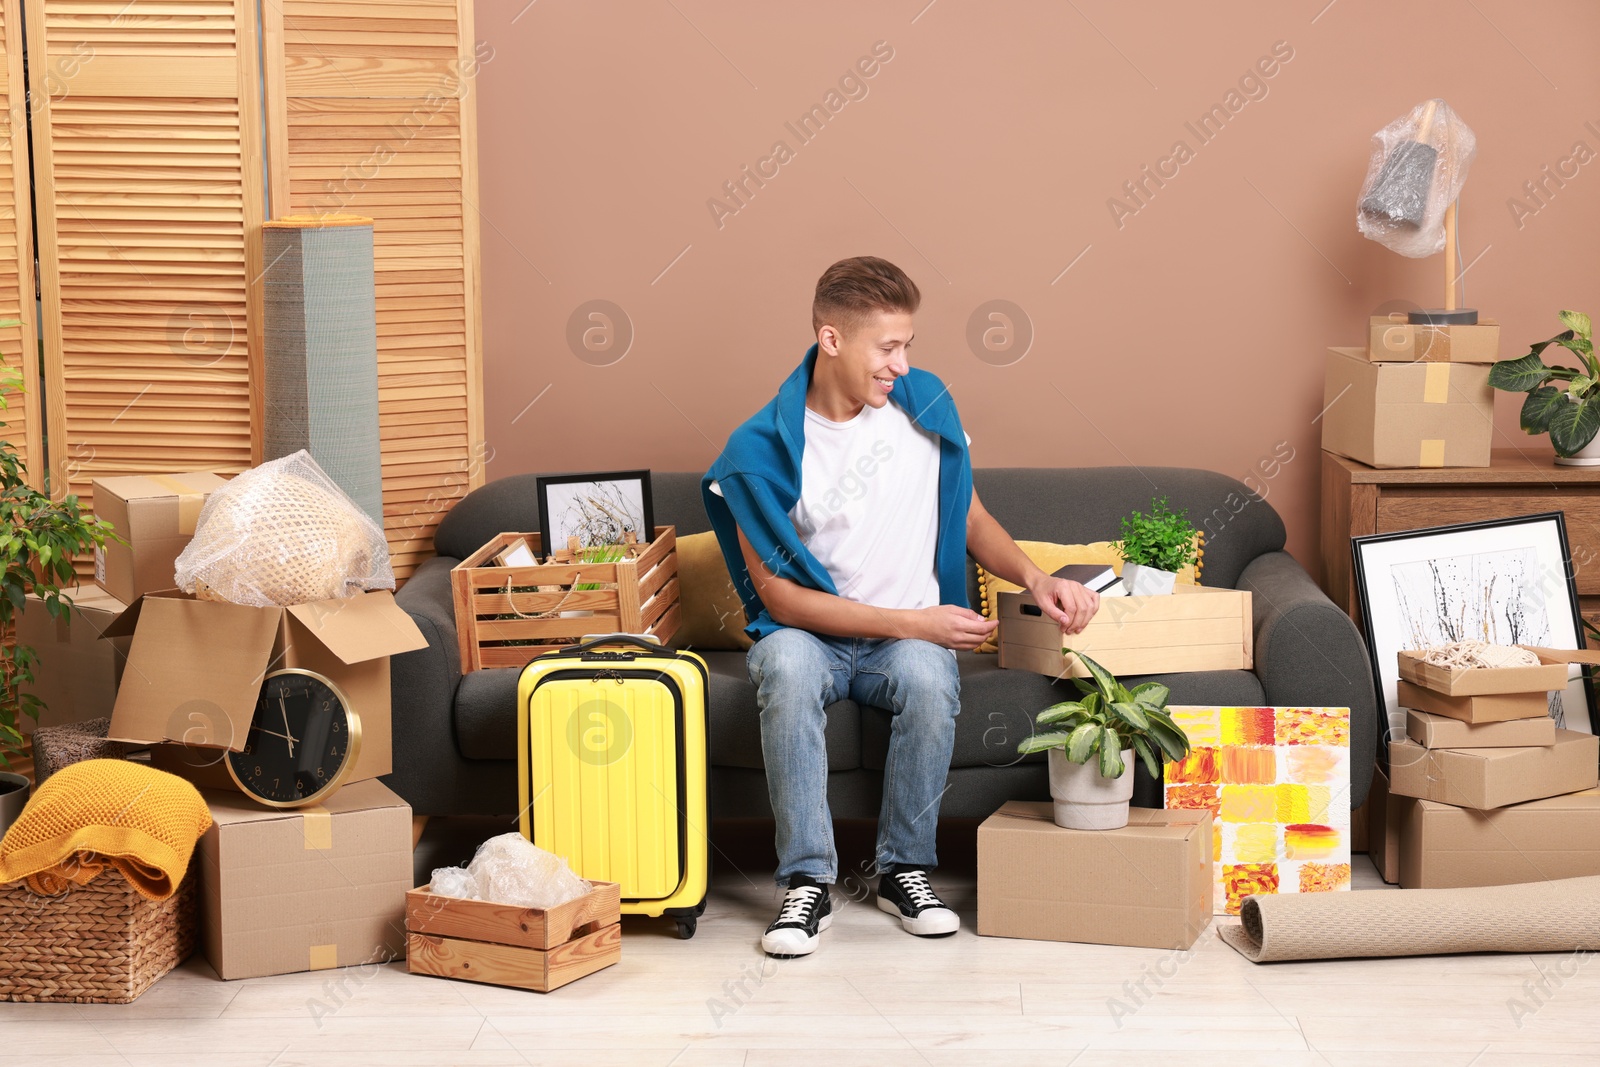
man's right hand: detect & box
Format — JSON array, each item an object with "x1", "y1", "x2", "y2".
[{"x1": 910, "y1": 604, "x2": 998, "y2": 651}]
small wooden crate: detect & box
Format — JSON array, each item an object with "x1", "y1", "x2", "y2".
[
  {"x1": 405, "y1": 880, "x2": 621, "y2": 993},
  {"x1": 0, "y1": 871, "x2": 197, "y2": 1003},
  {"x1": 998, "y1": 584, "x2": 1253, "y2": 678},
  {"x1": 451, "y1": 528, "x2": 680, "y2": 671}
]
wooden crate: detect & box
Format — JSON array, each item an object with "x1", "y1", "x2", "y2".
[
  {"x1": 997, "y1": 584, "x2": 1253, "y2": 679},
  {"x1": 405, "y1": 880, "x2": 621, "y2": 993},
  {"x1": 451, "y1": 528, "x2": 680, "y2": 671}
]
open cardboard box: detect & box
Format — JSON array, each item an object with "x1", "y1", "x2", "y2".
[
  {"x1": 105, "y1": 589, "x2": 427, "y2": 786},
  {"x1": 1397, "y1": 646, "x2": 1599, "y2": 697}
]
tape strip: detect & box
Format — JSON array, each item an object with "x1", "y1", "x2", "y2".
[
  {"x1": 302, "y1": 810, "x2": 332, "y2": 850},
  {"x1": 308, "y1": 944, "x2": 338, "y2": 970},
  {"x1": 1423, "y1": 363, "x2": 1451, "y2": 404},
  {"x1": 148, "y1": 474, "x2": 207, "y2": 535},
  {"x1": 1419, "y1": 439, "x2": 1446, "y2": 467}
]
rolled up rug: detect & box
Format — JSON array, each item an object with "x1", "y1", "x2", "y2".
[{"x1": 1221, "y1": 876, "x2": 1600, "y2": 962}]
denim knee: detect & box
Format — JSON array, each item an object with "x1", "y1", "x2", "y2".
[
  {"x1": 881, "y1": 639, "x2": 960, "y2": 709},
  {"x1": 748, "y1": 627, "x2": 835, "y2": 704}
]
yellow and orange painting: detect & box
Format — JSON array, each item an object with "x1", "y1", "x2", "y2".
[{"x1": 1164, "y1": 706, "x2": 1351, "y2": 915}]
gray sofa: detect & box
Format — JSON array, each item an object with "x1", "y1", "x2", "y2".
[{"x1": 383, "y1": 468, "x2": 1377, "y2": 819}]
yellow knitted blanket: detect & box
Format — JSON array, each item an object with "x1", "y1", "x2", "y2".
[{"x1": 0, "y1": 758, "x2": 212, "y2": 900}]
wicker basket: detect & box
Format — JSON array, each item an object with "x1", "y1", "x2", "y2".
[{"x1": 0, "y1": 870, "x2": 198, "y2": 1003}]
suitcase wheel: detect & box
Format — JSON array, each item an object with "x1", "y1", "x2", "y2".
[{"x1": 675, "y1": 918, "x2": 697, "y2": 939}]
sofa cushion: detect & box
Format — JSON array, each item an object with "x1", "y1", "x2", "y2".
[
  {"x1": 455, "y1": 667, "x2": 522, "y2": 760},
  {"x1": 859, "y1": 654, "x2": 1268, "y2": 771}
]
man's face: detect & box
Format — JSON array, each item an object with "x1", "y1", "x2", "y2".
[{"x1": 818, "y1": 310, "x2": 913, "y2": 410}]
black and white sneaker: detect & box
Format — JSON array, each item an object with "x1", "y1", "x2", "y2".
[
  {"x1": 877, "y1": 865, "x2": 960, "y2": 937},
  {"x1": 761, "y1": 875, "x2": 833, "y2": 958}
]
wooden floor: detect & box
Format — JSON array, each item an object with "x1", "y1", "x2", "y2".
[{"x1": 6, "y1": 854, "x2": 1598, "y2": 1066}]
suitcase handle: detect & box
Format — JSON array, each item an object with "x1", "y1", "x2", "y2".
[{"x1": 567, "y1": 632, "x2": 673, "y2": 659}]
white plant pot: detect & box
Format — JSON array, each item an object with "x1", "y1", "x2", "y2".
[
  {"x1": 1555, "y1": 431, "x2": 1600, "y2": 467},
  {"x1": 0, "y1": 771, "x2": 29, "y2": 840},
  {"x1": 1048, "y1": 747, "x2": 1135, "y2": 830},
  {"x1": 1121, "y1": 562, "x2": 1177, "y2": 596}
]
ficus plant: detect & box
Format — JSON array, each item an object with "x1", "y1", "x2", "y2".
[
  {"x1": 1117, "y1": 496, "x2": 1199, "y2": 574},
  {"x1": 0, "y1": 368, "x2": 120, "y2": 768},
  {"x1": 1488, "y1": 310, "x2": 1600, "y2": 457},
  {"x1": 1016, "y1": 650, "x2": 1191, "y2": 779}
]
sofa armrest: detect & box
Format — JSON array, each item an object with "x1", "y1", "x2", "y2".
[{"x1": 1237, "y1": 551, "x2": 1377, "y2": 809}]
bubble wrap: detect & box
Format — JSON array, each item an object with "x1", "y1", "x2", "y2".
[
  {"x1": 428, "y1": 833, "x2": 591, "y2": 909},
  {"x1": 1356, "y1": 98, "x2": 1477, "y2": 259},
  {"x1": 173, "y1": 450, "x2": 393, "y2": 606}
]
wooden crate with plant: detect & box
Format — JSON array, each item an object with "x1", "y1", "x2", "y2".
[{"x1": 450, "y1": 528, "x2": 680, "y2": 672}]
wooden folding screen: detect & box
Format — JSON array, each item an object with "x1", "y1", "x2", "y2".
[
  {"x1": 262, "y1": 0, "x2": 486, "y2": 580},
  {"x1": 0, "y1": 0, "x2": 40, "y2": 489},
  {"x1": 28, "y1": 0, "x2": 264, "y2": 520}
]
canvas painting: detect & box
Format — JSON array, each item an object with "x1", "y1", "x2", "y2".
[{"x1": 1163, "y1": 706, "x2": 1352, "y2": 915}]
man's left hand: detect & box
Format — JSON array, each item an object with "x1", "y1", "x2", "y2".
[{"x1": 1028, "y1": 577, "x2": 1100, "y2": 635}]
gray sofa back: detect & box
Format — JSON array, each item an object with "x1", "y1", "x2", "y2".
[{"x1": 435, "y1": 467, "x2": 1286, "y2": 590}]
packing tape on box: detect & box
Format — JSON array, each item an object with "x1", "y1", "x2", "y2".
[
  {"x1": 1419, "y1": 440, "x2": 1446, "y2": 467},
  {"x1": 1423, "y1": 363, "x2": 1451, "y2": 404},
  {"x1": 147, "y1": 473, "x2": 207, "y2": 535},
  {"x1": 308, "y1": 944, "x2": 339, "y2": 970},
  {"x1": 302, "y1": 809, "x2": 333, "y2": 850}
]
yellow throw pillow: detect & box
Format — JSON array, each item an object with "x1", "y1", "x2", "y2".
[
  {"x1": 672, "y1": 530, "x2": 753, "y2": 651},
  {"x1": 974, "y1": 536, "x2": 1203, "y2": 654}
]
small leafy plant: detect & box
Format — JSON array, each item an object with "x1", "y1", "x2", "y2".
[
  {"x1": 1488, "y1": 310, "x2": 1599, "y2": 457},
  {"x1": 1016, "y1": 650, "x2": 1191, "y2": 779},
  {"x1": 1117, "y1": 496, "x2": 1199, "y2": 574}
]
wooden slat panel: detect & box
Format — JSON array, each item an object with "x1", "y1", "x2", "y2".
[
  {"x1": 0, "y1": 1, "x2": 43, "y2": 490},
  {"x1": 265, "y1": 0, "x2": 485, "y2": 582},
  {"x1": 31, "y1": 0, "x2": 263, "y2": 563}
]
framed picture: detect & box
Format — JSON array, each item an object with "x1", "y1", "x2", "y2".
[
  {"x1": 536, "y1": 470, "x2": 654, "y2": 553},
  {"x1": 492, "y1": 536, "x2": 538, "y2": 569},
  {"x1": 1352, "y1": 512, "x2": 1598, "y2": 745}
]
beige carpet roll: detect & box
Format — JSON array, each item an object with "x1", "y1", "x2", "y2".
[{"x1": 1220, "y1": 877, "x2": 1600, "y2": 962}]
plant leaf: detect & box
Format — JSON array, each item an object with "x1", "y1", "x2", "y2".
[
  {"x1": 1489, "y1": 351, "x2": 1552, "y2": 392},
  {"x1": 1037, "y1": 700, "x2": 1086, "y2": 726},
  {"x1": 1549, "y1": 395, "x2": 1600, "y2": 456},
  {"x1": 1522, "y1": 385, "x2": 1568, "y2": 433},
  {"x1": 1130, "y1": 681, "x2": 1171, "y2": 709},
  {"x1": 1132, "y1": 735, "x2": 1161, "y2": 778},
  {"x1": 1144, "y1": 712, "x2": 1192, "y2": 762},
  {"x1": 1099, "y1": 732, "x2": 1125, "y2": 778},
  {"x1": 1067, "y1": 649, "x2": 1120, "y2": 700},
  {"x1": 1066, "y1": 721, "x2": 1100, "y2": 763},
  {"x1": 1560, "y1": 310, "x2": 1593, "y2": 342},
  {"x1": 1108, "y1": 700, "x2": 1150, "y2": 731},
  {"x1": 1016, "y1": 730, "x2": 1072, "y2": 756}
]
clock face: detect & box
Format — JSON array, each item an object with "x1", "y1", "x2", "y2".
[{"x1": 227, "y1": 670, "x2": 361, "y2": 808}]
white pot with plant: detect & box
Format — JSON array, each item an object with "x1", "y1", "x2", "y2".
[
  {"x1": 1117, "y1": 496, "x2": 1200, "y2": 596},
  {"x1": 1017, "y1": 650, "x2": 1191, "y2": 830},
  {"x1": 1489, "y1": 310, "x2": 1600, "y2": 466}
]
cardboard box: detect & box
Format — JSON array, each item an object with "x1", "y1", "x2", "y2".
[
  {"x1": 406, "y1": 881, "x2": 622, "y2": 993},
  {"x1": 1400, "y1": 791, "x2": 1600, "y2": 889},
  {"x1": 1397, "y1": 648, "x2": 1575, "y2": 698},
  {"x1": 1366, "y1": 762, "x2": 1402, "y2": 884},
  {"x1": 1388, "y1": 730, "x2": 1599, "y2": 810},
  {"x1": 997, "y1": 585, "x2": 1252, "y2": 680},
  {"x1": 1396, "y1": 679, "x2": 1551, "y2": 724},
  {"x1": 198, "y1": 779, "x2": 412, "y2": 980},
  {"x1": 105, "y1": 590, "x2": 427, "y2": 788},
  {"x1": 977, "y1": 801, "x2": 1212, "y2": 950},
  {"x1": 16, "y1": 587, "x2": 129, "y2": 732},
  {"x1": 1405, "y1": 708, "x2": 1556, "y2": 749},
  {"x1": 1366, "y1": 314, "x2": 1501, "y2": 363},
  {"x1": 92, "y1": 472, "x2": 227, "y2": 604},
  {"x1": 1320, "y1": 346, "x2": 1492, "y2": 469}
]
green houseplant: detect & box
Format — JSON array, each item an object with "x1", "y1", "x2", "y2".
[
  {"x1": 1016, "y1": 650, "x2": 1191, "y2": 829},
  {"x1": 1117, "y1": 496, "x2": 1199, "y2": 596},
  {"x1": 1487, "y1": 310, "x2": 1600, "y2": 465}
]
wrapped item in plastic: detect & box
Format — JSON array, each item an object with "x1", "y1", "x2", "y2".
[
  {"x1": 427, "y1": 833, "x2": 591, "y2": 909},
  {"x1": 1357, "y1": 99, "x2": 1477, "y2": 258},
  {"x1": 173, "y1": 449, "x2": 393, "y2": 606}
]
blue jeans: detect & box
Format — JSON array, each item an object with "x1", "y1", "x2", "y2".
[{"x1": 746, "y1": 628, "x2": 961, "y2": 887}]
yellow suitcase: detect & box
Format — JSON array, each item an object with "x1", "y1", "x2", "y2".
[{"x1": 517, "y1": 634, "x2": 709, "y2": 938}]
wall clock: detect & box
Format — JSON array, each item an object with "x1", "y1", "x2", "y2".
[{"x1": 226, "y1": 668, "x2": 362, "y2": 808}]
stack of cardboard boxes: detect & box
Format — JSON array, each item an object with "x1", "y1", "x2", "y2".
[
  {"x1": 1321, "y1": 313, "x2": 1500, "y2": 469},
  {"x1": 1370, "y1": 647, "x2": 1600, "y2": 888}
]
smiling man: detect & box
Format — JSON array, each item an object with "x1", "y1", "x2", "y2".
[{"x1": 703, "y1": 256, "x2": 1098, "y2": 958}]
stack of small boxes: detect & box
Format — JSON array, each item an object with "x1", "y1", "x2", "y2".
[
  {"x1": 1321, "y1": 313, "x2": 1500, "y2": 469},
  {"x1": 1373, "y1": 647, "x2": 1600, "y2": 888}
]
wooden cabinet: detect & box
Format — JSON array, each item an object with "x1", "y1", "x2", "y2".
[{"x1": 1321, "y1": 449, "x2": 1600, "y2": 625}]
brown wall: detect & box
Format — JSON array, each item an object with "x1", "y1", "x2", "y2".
[{"x1": 473, "y1": 0, "x2": 1600, "y2": 573}]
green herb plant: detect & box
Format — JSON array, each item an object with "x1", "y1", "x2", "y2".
[
  {"x1": 1488, "y1": 310, "x2": 1600, "y2": 457},
  {"x1": 1117, "y1": 496, "x2": 1199, "y2": 574},
  {"x1": 1015, "y1": 650, "x2": 1191, "y2": 779},
  {"x1": 0, "y1": 367, "x2": 120, "y2": 768}
]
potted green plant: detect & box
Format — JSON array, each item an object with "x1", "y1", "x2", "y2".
[
  {"x1": 1117, "y1": 496, "x2": 1199, "y2": 596},
  {"x1": 1487, "y1": 310, "x2": 1600, "y2": 466},
  {"x1": 1016, "y1": 650, "x2": 1191, "y2": 829},
  {"x1": 0, "y1": 368, "x2": 120, "y2": 836}
]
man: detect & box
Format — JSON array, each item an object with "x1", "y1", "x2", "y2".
[{"x1": 703, "y1": 256, "x2": 1097, "y2": 958}]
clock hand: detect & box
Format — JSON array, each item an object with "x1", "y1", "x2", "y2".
[
  {"x1": 254, "y1": 727, "x2": 300, "y2": 744},
  {"x1": 279, "y1": 696, "x2": 295, "y2": 757}
]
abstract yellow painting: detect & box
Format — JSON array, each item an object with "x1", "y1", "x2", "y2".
[{"x1": 1163, "y1": 706, "x2": 1351, "y2": 915}]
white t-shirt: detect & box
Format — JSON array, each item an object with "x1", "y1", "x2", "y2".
[{"x1": 787, "y1": 401, "x2": 944, "y2": 612}]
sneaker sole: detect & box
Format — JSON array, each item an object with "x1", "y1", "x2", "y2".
[
  {"x1": 763, "y1": 911, "x2": 832, "y2": 958},
  {"x1": 877, "y1": 894, "x2": 960, "y2": 937}
]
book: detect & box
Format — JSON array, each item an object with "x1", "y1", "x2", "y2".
[{"x1": 1051, "y1": 563, "x2": 1123, "y2": 594}]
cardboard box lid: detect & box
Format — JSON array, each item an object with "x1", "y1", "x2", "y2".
[
  {"x1": 205, "y1": 777, "x2": 409, "y2": 828},
  {"x1": 94, "y1": 471, "x2": 226, "y2": 504},
  {"x1": 106, "y1": 590, "x2": 425, "y2": 751}
]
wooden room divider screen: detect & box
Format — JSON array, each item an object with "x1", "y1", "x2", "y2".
[
  {"x1": 18, "y1": 0, "x2": 484, "y2": 582},
  {"x1": 0, "y1": 0, "x2": 41, "y2": 489}
]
